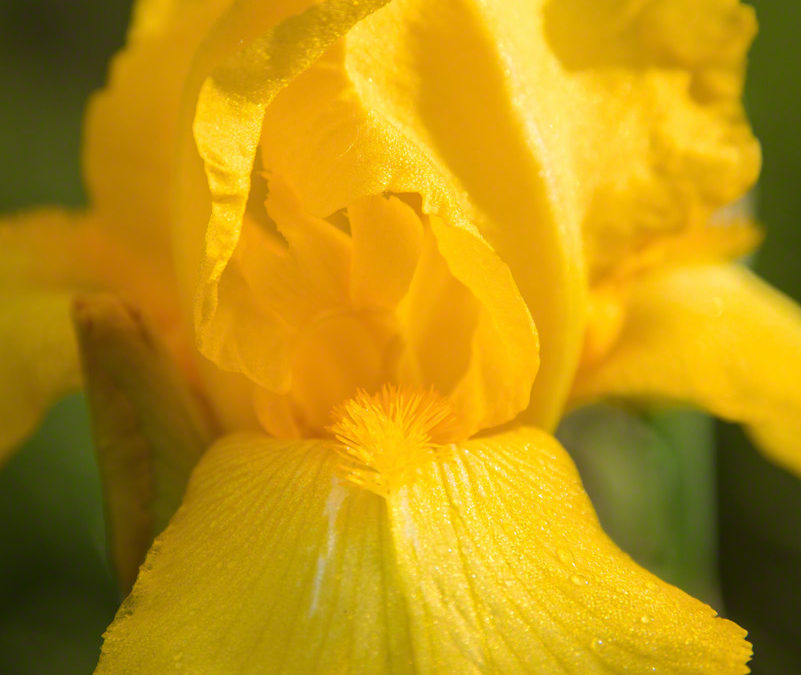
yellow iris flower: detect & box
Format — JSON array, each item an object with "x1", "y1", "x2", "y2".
[{"x1": 2, "y1": 0, "x2": 800, "y2": 672}]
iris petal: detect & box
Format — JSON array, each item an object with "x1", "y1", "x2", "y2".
[
  {"x1": 260, "y1": 0, "x2": 586, "y2": 429},
  {"x1": 0, "y1": 286, "x2": 78, "y2": 460},
  {"x1": 573, "y1": 263, "x2": 801, "y2": 478},
  {"x1": 85, "y1": 0, "x2": 230, "y2": 267},
  {"x1": 192, "y1": 1, "x2": 539, "y2": 435},
  {"x1": 96, "y1": 435, "x2": 413, "y2": 673},
  {"x1": 0, "y1": 210, "x2": 180, "y2": 459},
  {"x1": 191, "y1": 0, "x2": 393, "y2": 357},
  {"x1": 96, "y1": 429, "x2": 749, "y2": 673}
]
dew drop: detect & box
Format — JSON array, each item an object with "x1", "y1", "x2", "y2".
[
  {"x1": 571, "y1": 574, "x2": 588, "y2": 586},
  {"x1": 558, "y1": 549, "x2": 574, "y2": 566},
  {"x1": 640, "y1": 614, "x2": 653, "y2": 624},
  {"x1": 590, "y1": 638, "x2": 604, "y2": 652}
]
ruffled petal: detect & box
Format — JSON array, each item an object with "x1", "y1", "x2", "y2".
[
  {"x1": 572, "y1": 263, "x2": 801, "y2": 478},
  {"x1": 191, "y1": 1, "x2": 539, "y2": 435},
  {"x1": 256, "y1": 0, "x2": 758, "y2": 427},
  {"x1": 190, "y1": 0, "x2": 393, "y2": 353},
  {"x1": 96, "y1": 429, "x2": 749, "y2": 673},
  {"x1": 259, "y1": 1, "x2": 587, "y2": 428},
  {"x1": 541, "y1": 0, "x2": 760, "y2": 280}
]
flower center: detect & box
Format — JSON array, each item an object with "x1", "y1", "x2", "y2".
[{"x1": 329, "y1": 384, "x2": 458, "y2": 495}]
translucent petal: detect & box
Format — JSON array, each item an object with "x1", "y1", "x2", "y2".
[
  {"x1": 423, "y1": 215, "x2": 539, "y2": 433},
  {"x1": 572, "y1": 263, "x2": 801, "y2": 478},
  {"x1": 349, "y1": 194, "x2": 424, "y2": 310},
  {"x1": 396, "y1": 228, "x2": 481, "y2": 401},
  {"x1": 190, "y1": 0, "x2": 393, "y2": 358},
  {"x1": 96, "y1": 429, "x2": 749, "y2": 673},
  {"x1": 191, "y1": 1, "x2": 538, "y2": 435}
]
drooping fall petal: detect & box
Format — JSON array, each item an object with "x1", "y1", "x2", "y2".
[
  {"x1": 95, "y1": 428, "x2": 749, "y2": 673},
  {"x1": 95, "y1": 435, "x2": 413, "y2": 674},
  {"x1": 572, "y1": 263, "x2": 801, "y2": 478},
  {"x1": 0, "y1": 284, "x2": 78, "y2": 460},
  {"x1": 0, "y1": 210, "x2": 174, "y2": 459}
]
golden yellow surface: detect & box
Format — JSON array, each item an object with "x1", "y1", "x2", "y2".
[
  {"x1": 573, "y1": 263, "x2": 801, "y2": 478},
  {"x1": 96, "y1": 427, "x2": 749, "y2": 673},
  {"x1": 2, "y1": 0, "x2": 798, "y2": 671}
]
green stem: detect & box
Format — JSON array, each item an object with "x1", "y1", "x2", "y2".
[{"x1": 557, "y1": 404, "x2": 722, "y2": 608}]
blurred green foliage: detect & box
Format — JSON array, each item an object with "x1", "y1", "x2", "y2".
[
  {"x1": 0, "y1": 397, "x2": 118, "y2": 674},
  {"x1": 718, "y1": 3, "x2": 801, "y2": 673},
  {"x1": 559, "y1": 406, "x2": 722, "y2": 610},
  {"x1": 0, "y1": 0, "x2": 799, "y2": 673},
  {"x1": 0, "y1": 1, "x2": 131, "y2": 672}
]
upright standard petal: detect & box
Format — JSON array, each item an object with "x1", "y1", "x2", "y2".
[
  {"x1": 265, "y1": 0, "x2": 758, "y2": 427},
  {"x1": 572, "y1": 263, "x2": 801, "y2": 478},
  {"x1": 189, "y1": 3, "x2": 539, "y2": 437},
  {"x1": 259, "y1": 0, "x2": 587, "y2": 428},
  {"x1": 96, "y1": 427, "x2": 749, "y2": 673},
  {"x1": 541, "y1": 0, "x2": 760, "y2": 281},
  {"x1": 190, "y1": 0, "x2": 392, "y2": 343}
]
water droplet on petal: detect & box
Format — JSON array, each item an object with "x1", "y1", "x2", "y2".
[
  {"x1": 590, "y1": 638, "x2": 604, "y2": 652},
  {"x1": 640, "y1": 614, "x2": 653, "y2": 624},
  {"x1": 571, "y1": 574, "x2": 588, "y2": 586},
  {"x1": 558, "y1": 549, "x2": 574, "y2": 566}
]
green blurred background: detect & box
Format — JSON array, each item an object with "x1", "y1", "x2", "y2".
[{"x1": 0, "y1": 1, "x2": 799, "y2": 673}]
